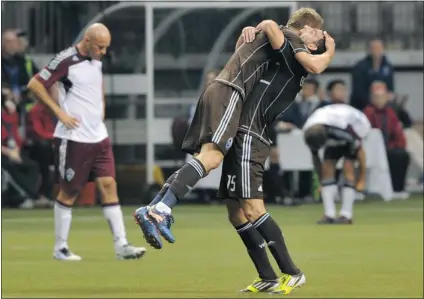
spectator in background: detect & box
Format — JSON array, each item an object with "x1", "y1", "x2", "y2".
[
  {"x1": 389, "y1": 94, "x2": 413, "y2": 129},
  {"x1": 296, "y1": 77, "x2": 321, "y2": 127},
  {"x1": 275, "y1": 77, "x2": 321, "y2": 203},
  {"x1": 16, "y1": 30, "x2": 39, "y2": 80},
  {"x1": 1, "y1": 30, "x2": 32, "y2": 103},
  {"x1": 351, "y1": 38, "x2": 394, "y2": 111},
  {"x1": 26, "y1": 101, "x2": 56, "y2": 203},
  {"x1": 278, "y1": 77, "x2": 321, "y2": 130},
  {"x1": 363, "y1": 81, "x2": 410, "y2": 199},
  {"x1": 317, "y1": 79, "x2": 348, "y2": 109},
  {"x1": 1, "y1": 91, "x2": 42, "y2": 209}
]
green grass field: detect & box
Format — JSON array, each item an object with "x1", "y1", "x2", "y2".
[{"x1": 2, "y1": 197, "x2": 423, "y2": 298}]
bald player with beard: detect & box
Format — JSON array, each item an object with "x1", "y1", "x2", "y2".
[{"x1": 28, "y1": 23, "x2": 146, "y2": 261}]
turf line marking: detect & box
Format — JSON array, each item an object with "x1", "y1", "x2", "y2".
[{"x1": 2, "y1": 207, "x2": 421, "y2": 223}]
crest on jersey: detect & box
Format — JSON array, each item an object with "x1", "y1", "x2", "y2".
[
  {"x1": 65, "y1": 168, "x2": 75, "y2": 182},
  {"x1": 39, "y1": 69, "x2": 51, "y2": 81},
  {"x1": 225, "y1": 138, "x2": 234, "y2": 150}
]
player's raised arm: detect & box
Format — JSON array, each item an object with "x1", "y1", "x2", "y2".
[
  {"x1": 27, "y1": 58, "x2": 80, "y2": 129},
  {"x1": 295, "y1": 31, "x2": 335, "y2": 74},
  {"x1": 256, "y1": 20, "x2": 285, "y2": 50}
]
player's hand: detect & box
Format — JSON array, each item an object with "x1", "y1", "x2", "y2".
[
  {"x1": 8, "y1": 148, "x2": 22, "y2": 163},
  {"x1": 355, "y1": 179, "x2": 366, "y2": 193},
  {"x1": 57, "y1": 111, "x2": 80, "y2": 129},
  {"x1": 242, "y1": 26, "x2": 259, "y2": 43},
  {"x1": 277, "y1": 121, "x2": 296, "y2": 131},
  {"x1": 323, "y1": 31, "x2": 335, "y2": 55}
]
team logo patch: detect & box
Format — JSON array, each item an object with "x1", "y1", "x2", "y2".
[
  {"x1": 65, "y1": 168, "x2": 75, "y2": 182},
  {"x1": 39, "y1": 69, "x2": 51, "y2": 81},
  {"x1": 225, "y1": 138, "x2": 233, "y2": 150}
]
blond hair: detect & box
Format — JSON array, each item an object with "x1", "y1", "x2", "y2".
[{"x1": 287, "y1": 8, "x2": 324, "y2": 30}]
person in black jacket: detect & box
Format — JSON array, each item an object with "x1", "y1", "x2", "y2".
[
  {"x1": 350, "y1": 38, "x2": 394, "y2": 111},
  {"x1": 1, "y1": 30, "x2": 33, "y2": 102}
]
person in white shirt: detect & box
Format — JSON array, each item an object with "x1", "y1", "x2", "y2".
[
  {"x1": 303, "y1": 104, "x2": 371, "y2": 224},
  {"x1": 27, "y1": 23, "x2": 146, "y2": 261}
]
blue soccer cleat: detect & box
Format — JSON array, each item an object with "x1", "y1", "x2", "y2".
[
  {"x1": 149, "y1": 209, "x2": 176, "y2": 244},
  {"x1": 133, "y1": 207, "x2": 163, "y2": 249}
]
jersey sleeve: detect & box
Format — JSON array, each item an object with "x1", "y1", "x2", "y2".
[
  {"x1": 34, "y1": 55, "x2": 70, "y2": 89},
  {"x1": 282, "y1": 29, "x2": 309, "y2": 54},
  {"x1": 272, "y1": 28, "x2": 309, "y2": 64}
]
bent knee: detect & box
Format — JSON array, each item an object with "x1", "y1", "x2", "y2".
[
  {"x1": 343, "y1": 161, "x2": 356, "y2": 182},
  {"x1": 227, "y1": 208, "x2": 246, "y2": 227},
  {"x1": 197, "y1": 147, "x2": 224, "y2": 171},
  {"x1": 226, "y1": 200, "x2": 246, "y2": 227},
  {"x1": 57, "y1": 190, "x2": 77, "y2": 206},
  {"x1": 97, "y1": 177, "x2": 117, "y2": 197},
  {"x1": 242, "y1": 200, "x2": 267, "y2": 222}
]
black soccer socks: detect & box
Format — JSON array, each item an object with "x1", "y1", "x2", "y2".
[
  {"x1": 148, "y1": 171, "x2": 178, "y2": 206},
  {"x1": 160, "y1": 158, "x2": 206, "y2": 208},
  {"x1": 236, "y1": 221, "x2": 278, "y2": 281},
  {"x1": 169, "y1": 158, "x2": 205, "y2": 197},
  {"x1": 254, "y1": 213, "x2": 300, "y2": 275}
]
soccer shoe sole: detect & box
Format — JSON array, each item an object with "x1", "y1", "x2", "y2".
[
  {"x1": 269, "y1": 279, "x2": 306, "y2": 295},
  {"x1": 52, "y1": 254, "x2": 82, "y2": 261},
  {"x1": 157, "y1": 226, "x2": 176, "y2": 244},
  {"x1": 116, "y1": 248, "x2": 147, "y2": 260},
  {"x1": 133, "y1": 212, "x2": 163, "y2": 249}
]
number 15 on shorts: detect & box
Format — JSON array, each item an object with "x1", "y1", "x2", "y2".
[{"x1": 227, "y1": 175, "x2": 236, "y2": 192}]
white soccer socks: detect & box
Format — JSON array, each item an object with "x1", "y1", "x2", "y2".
[
  {"x1": 102, "y1": 203, "x2": 129, "y2": 249},
  {"x1": 54, "y1": 201, "x2": 72, "y2": 251},
  {"x1": 321, "y1": 183, "x2": 338, "y2": 219},
  {"x1": 340, "y1": 185, "x2": 356, "y2": 219}
]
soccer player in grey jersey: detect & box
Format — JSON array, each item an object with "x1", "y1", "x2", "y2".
[
  {"x1": 218, "y1": 25, "x2": 335, "y2": 293},
  {"x1": 134, "y1": 9, "x2": 335, "y2": 257}
]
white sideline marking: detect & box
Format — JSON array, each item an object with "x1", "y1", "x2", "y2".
[
  {"x1": 1, "y1": 207, "x2": 420, "y2": 224},
  {"x1": 2, "y1": 215, "x2": 124, "y2": 223}
]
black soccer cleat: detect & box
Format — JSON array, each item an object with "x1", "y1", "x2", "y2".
[{"x1": 316, "y1": 216, "x2": 335, "y2": 225}]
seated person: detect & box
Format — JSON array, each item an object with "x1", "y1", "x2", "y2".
[
  {"x1": 291, "y1": 77, "x2": 321, "y2": 128},
  {"x1": 274, "y1": 78, "x2": 321, "y2": 201},
  {"x1": 363, "y1": 81, "x2": 410, "y2": 198},
  {"x1": 317, "y1": 79, "x2": 347, "y2": 109},
  {"x1": 1, "y1": 90, "x2": 41, "y2": 208},
  {"x1": 26, "y1": 100, "x2": 56, "y2": 201}
]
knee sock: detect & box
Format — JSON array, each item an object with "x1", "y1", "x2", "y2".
[
  {"x1": 156, "y1": 158, "x2": 206, "y2": 212},
  {"x1": 103, "y1": 203, "x2": 128, "y2": 249},
  {"x1": 340, "y1": 183, "x2": 356, "y2": 219},
  {"x1": 54, "y1": 200, "x2": 72, "y2": 251},
  {"x1": 148, "y1": 171, "x2": 178, "y2": 206},
  {"x1": 254, "y1": 213, "x2": 300, "y2": 275},
  {"x1": 236, "y1": 221, "x2": 277, "y2": 281},
  {"x1": 321, "y1": 179, "x2": 338, "y2": 219}
]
